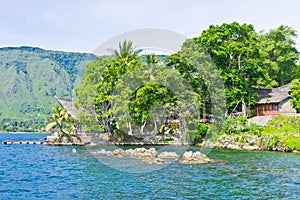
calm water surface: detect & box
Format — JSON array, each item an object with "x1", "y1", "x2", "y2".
[{"x1": 0, "y1": 133, "x2": 299, "y2": 199}]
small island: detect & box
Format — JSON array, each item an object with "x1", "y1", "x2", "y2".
[{"x1": 44, "y1": 23, "x2": 300, "y2": 156}]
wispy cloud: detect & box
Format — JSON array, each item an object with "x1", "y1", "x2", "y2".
[{"x1": 1, "y1": 0, "x2": 300, "y2": 52}]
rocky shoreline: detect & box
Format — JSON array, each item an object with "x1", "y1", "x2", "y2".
[
  {"x1": 45, "y1": 132, "x2": 300, "y2": 154},
  {"x1": 202, "y1": 134, "x2": 300, "y2": 154},
  {"x1": 90, "y1": 147, "x2": 219, "y2": 165}
]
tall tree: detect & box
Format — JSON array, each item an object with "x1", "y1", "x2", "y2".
[
  {"x1": 75, "y1": 57, "x2": 112, "y2": 132},
  {"x1": 195, "y1": 22, "x2": 264, "y2": 117},
  {"x1": 258, "y1": 25, "x2": 299, "y2": 87},
  {"x1": 75, "y1": 40, "x2": 141, "y2": 134},
  {"x1": 290, "y1": 79, "x2": 300, "y2": 112},
  {"x1": 167, "y1": 39, "x2": 212, "y2": 122}
]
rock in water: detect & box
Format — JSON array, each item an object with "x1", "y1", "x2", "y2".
[
  {"x1": 179, "y1": 151, "x2": 213, "y2": 164},
  {"x1": 158, "y1": 151, "x2": 180, "y2": 159}
]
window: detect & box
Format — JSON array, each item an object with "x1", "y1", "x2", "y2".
[{"x1": 274, "y1": 104, "x2": 278, "y2": 112}]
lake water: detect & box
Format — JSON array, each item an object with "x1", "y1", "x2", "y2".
[{"x1": 0, "y1": 133, "x2": 299, "y2": 199}]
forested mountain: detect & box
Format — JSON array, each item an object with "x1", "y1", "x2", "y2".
[{"x1": 0, "y1": 46, "x2": 96, "y2": 131}]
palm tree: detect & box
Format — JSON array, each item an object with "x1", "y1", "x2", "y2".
[
  {"x1": 109, "y1": 40, "x2": 142, "y2": 67},
  {"x1": 145, "y1": 54, "x2": 161, "y2": 65},
  {"x1": 112, "y1": 40, "x2": 136, "y2": 59},
  {"x1": 145, "y1": 54, "x2": 162, "y2": 81},
  {"x1": 46, "y1": 106, "x2": 77, "y2": 142}
]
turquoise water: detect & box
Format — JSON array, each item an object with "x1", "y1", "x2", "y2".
[{"x1": 0, "y1": 133, "x2": 300, "y2": 199}]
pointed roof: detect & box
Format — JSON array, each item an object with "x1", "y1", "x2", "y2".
[
  {"x1": 252, "y1": 83, "x2": 293, "y2": 104},
  {"x1": 54, "y1": 96, "x2": 78, "y2": 120}
]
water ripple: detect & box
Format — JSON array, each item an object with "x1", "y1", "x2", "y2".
[{"x1": 0, "y1": 134, "x2": 299, "y2": 199}]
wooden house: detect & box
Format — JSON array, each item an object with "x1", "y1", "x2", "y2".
[{"x1": 252, "y1": 83, "x2": 297, "y2": 116}]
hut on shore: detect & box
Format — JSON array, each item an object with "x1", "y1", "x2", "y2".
[
  {"x1": 54, "y1": 96, "x2": 78, "y2": 120},
  {"x1": 251, "y1": 83, "x2": 297, "y2": 116}
]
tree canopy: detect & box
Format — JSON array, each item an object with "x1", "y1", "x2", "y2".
[
  {"x1": 74, "y1": 22, "x2": 300, "y2": 142},
  {"x1": 258, "y1": 25, "x2": 299, "y2": 87},
  {"x1": 194, "y1": 22, "x2": 263, "y2": 116},
  {"x1": 290, "y1": 79, "x2": 300, "y2": 112}
]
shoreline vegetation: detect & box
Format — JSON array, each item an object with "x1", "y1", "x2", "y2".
[
  {"x1": 42, "y1": 115, "x2": 300, "y2": 155},
  {"x1": 2, "y1": 22, "x2": 300, "y2": 157}
]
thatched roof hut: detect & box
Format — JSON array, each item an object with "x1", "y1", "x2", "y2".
[
  {"x1": 252, "y1": 83, "x2": 292, "y2": 104},
  {"x1": 251, "y1": 83, "x2": 296, "y2": 116},
  {"x1": 54, "y1": 96, "x2": 78, "y2": 120}
]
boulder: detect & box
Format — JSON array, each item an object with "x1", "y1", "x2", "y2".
[
  {"x1": 242, "y1": 145, "x2": 260, "y2": 151},
  {"x1": 112, "y1": 149, "x2": 125, "y2": 155},
  {"x1": 158, "y1": 151, "x2": 179, "y2": 159},
  {"x1": 179, "y1": 151, "x2": 212, "y2": 164},
  {"x1": 148, "y1": 148, "x2": 158, "y2": 157},
  {"x1": 124, "y1": 149, "x2": 134, "y2": 155},
  {"x1": 182, "y1": 151, "x2": 193, "y2": 159},
  {"x1": 226, "y1": 143, "x2": 241, "y2": 150},
  {"x1": 90, "y1": 147, "x2": 214, "y2": 165},
  {"x1": 141, "y1": 157, "x2": 164, "y2": 164}
]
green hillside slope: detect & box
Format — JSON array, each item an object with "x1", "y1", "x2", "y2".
[{"x1": 0, "y1": 46, "x2": 96, "y2": 131}]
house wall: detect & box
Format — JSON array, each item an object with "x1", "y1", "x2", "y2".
[
  {"x1": 279, "y1": 98, "x2": 297, "y2": 115},
  {"x1": 253, "y1": 98, "x2": 297, "y2": 116},
  {"x1": 253, "y1": 104, "x2": 279, "y2": 116}
]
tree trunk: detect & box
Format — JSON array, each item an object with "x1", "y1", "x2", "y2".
[
  {"x1": 153, "y1": 118, "x2": 157, "y2": 133},
  {"x1": 241, "y1": 96, "x2": 247, "y2": 117},
  {"x1": 202, "y1": 98, "x2": 206, "y2": 123},
  {"x1": 140, "y1": 120, "x2": 147, "y2": 135},
  {"x1": 127, "y1": 121, "x2": 133, "y2": 135}
]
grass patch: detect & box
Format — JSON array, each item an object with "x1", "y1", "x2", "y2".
[{"x1": 262, "y1": 115, "x2": 300, "y2": 136}]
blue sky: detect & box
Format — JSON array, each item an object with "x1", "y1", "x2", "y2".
[{"x1": 1, "y1": 0, "x2": 300, "y2": 52}]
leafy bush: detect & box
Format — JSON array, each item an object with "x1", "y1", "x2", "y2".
[
  {"x1": 221, "y1": 116, "x2": 248, "y2": 134},
  {"x1": 262, "y1": 115, "x2": 300, "y2": 136},
  {"x1": 248, "y1": 123, "x2": 263, "y2": 136},
  {"x1": 267, "y1": 136, "x2": 280, "y2": 150},
  {"x1": 159, "y1": 137, "x2": 174, "y2": 142},
  {"x1": 282, "y1": 136, "x2": 300, "y2": 151},
  {"x1": 187, "y1": 123, "x2": 209, "y2": 144}
]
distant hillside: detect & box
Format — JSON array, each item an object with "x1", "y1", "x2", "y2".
[{"x1": 0, "y1": 46, "x2": 96, "y2": 129}]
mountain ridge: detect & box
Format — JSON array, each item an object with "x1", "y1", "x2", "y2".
[{"x1": 0, "y1": 46, "x2": 96, "y2": 131}]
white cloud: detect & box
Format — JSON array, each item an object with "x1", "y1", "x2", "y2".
[{"x1": 1, "y1": 0, "x2": 300, "y2": 52}]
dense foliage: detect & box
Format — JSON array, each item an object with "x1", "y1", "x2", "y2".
[
  {"x1": 290, "y1": 79, "x2": 300, "y2": 111},
  {"x1": 1, "y1": 22, "x2": 299, "y2": 135},
  {"x1": 75, "y1": 41, "x2": 198, "y2": 142},
  {"x1": 258, "y1": 26, "x2": 299, "y2": 87},
  {"x1": 193, "y1": 22, "x2": 299, "y2": 116},
  {"x1": 0, "y1": 46, "x2": 95, "y2": 132},
  {"x1": 74, "y1": 22, "x2": 300, "y2": 143},
  {"x1": 0, "y1": 118, "x2": 45, "y2": 132}
]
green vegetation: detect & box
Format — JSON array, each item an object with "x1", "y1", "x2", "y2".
[
  {"x1": 262, "y1": 115, "x2": 300, "y2": 136},
  {"x1": 0, "y1": 118, "x2": 45, "y2": 132},
  {"x1": 73, "y1": 22, "x2": 300, "y2": 145},
  {"x1": 0, "y1": 46, "x2": 95, "y2": 132},
  {"x1": 213, "y1": 115, "x2": 300, "y2": 151},
  {"x1": 258, "y1": 25, "x2": 299, "y2": 87},
  {"x1": 75, "y1": 40, "x2": 196, "y2": 141},
  {"x1": 281, "y1": 136, "x2": 300, "y2": 151},
  {"x1": 220, "y1": 116, "x2": 262, "y2": 135},
  {"x1": 45, "y1": 106, "x2": 78, "y2": 142},
  {"x1": 290, "y1": 79, "x2": 300, "y2": 112},
  {"x1": 195, "y1": 22, "x2": 261, "y2": 117},
  {"x1": 46, "y1": 106, "x2": 76, "y2": 134},
  {"x1": 1, "y1": 22, "x2": 299, "y2": 139}
]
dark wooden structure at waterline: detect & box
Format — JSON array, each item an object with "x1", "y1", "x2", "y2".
[{"x1": 2, "y1": 140, "x2": 43, "y2": 145}]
